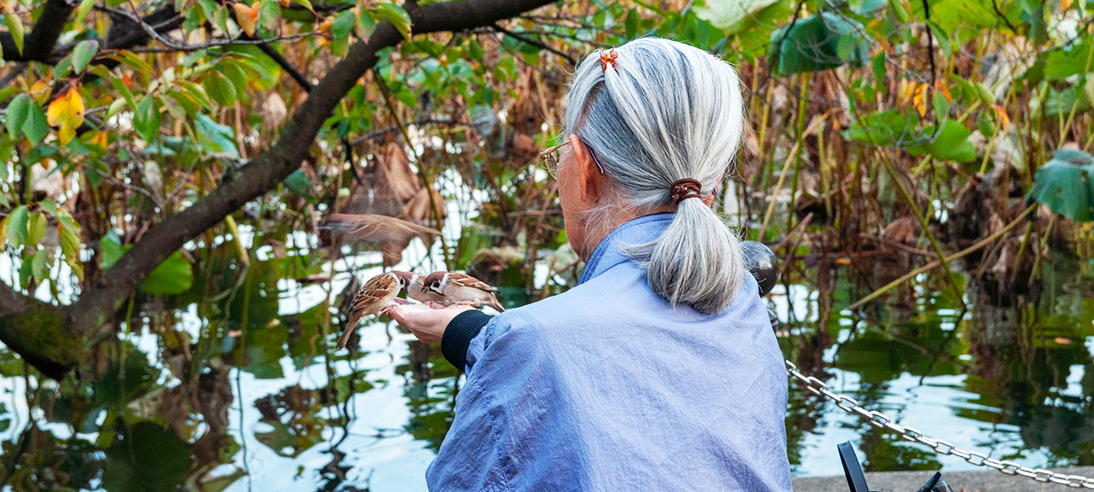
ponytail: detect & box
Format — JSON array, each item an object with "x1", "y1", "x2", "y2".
[{"x1": 625, "y1": 196, "x2": 745, "y2": 314}]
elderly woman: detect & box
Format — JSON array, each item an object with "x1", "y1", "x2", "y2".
[{"x1": 390, "y1": 37, "x2": 790, "y2": 491}]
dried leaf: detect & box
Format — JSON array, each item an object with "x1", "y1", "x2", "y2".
[
  {"x1": 232, "y1": 2, "x2": 261, "y2": 37},
  {"x1": 376, "y1": 142, "x2": 420, "y2": 201},
  {"x1": 992, "y1": 104, "x2": 1010, "y2": 129},
  {"x1": 399, "y1": 186, "x2": 446, "y2": 225},
  {"x1": 46, "y1": 85, "x2": 85, "y2": 146},
  {"x1": 913, "y1": 82, "x2": 928, "y2": 117},
  {"x1": 934, "y1": 79, "x2": 952, "y2": 102}
]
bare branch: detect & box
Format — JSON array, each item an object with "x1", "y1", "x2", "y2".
[{"x1": 491, "y1": 23, "x2": 576, "y2": 66}]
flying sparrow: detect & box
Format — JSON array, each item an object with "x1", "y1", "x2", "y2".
[
  {"x1": 337, "y1": 271, "x2": 411, "y2": 349},
  {"x1": 422, "y1": 271, "x2": 505, "y2": 312}
]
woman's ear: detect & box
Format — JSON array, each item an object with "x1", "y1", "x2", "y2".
[
  {"x1": 702, "y1": 172, "x2": 726, "y2": 206},
  {"x1": 568, "y1": 134, "x2": 606, "y2": 202}
]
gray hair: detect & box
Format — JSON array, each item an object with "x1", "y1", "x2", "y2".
[{"x1": 563, "y1": 38, "x2": 746, "y2": 314}]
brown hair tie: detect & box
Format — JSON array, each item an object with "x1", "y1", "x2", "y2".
[{"x1": 670, "y1": 178, "x2": 703, "y2": 205}]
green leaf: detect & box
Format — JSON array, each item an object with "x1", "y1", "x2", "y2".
[
  {"x1": 926, "y1": 0, "x2": 994, "y2": 32},
  {"x1": 356, "y1": 7, "x2": 378, "y2": 38},
  {"x1": 974, "y1": 81, "x2": 995, "y2": 105},
  {"x1": 284, "y1": 169, "x2": 314, "y2": 199},
  {"x1": 102, "y1": 422, "x2": 193, "y2": 492},
  {"x1": 101, "y1": 234, "x2": 193, "y2": 294},
  {"x1": 140, "y1": 250, "x2": 193, "y2": 295},
  {"x1": 74, "y1": 0, "x2": 97, "y2": 25},
  {"x1": 218, "y1": 60, "x2": 250, "y2": 96},
  {"x1": 134, "y1": 96, "x2": 162, "y2": 143},
  {"x1": 109, "y1": 75, "x2": 137, "y2": 110},
  {"x1": 1041, "y1": 85, "x2": 1091, "y2": 117},
  {"x1": 22, "y1": 102, "x2": 49, "y2": 145},
  {"x1": 907, "y1": 120, "x2": 976, "y2": 163},
  {"x1": 846, "y1": 110, "x2": 916, "y2": 147},
  {"x1": 25, "y1": 211, "x2": 47, "y2": 247},
  {"x1": 3, "y1": 205, "x2": 28, "y2": 248},
  {"x1": 59, "y1": 221, "x2": 83, "y2": 281},
  {"x1": 5, "y1": 93, "x2": 31, "y2": 138},
  {"x1": 5, "y1": 14, "x2": 23, "y2": 54},
  {"x1": 1043, "y1": 43, "x2": 1094, "y2": 80},
  {"x1": 72, "y1": 40, "x2": 100, "y2": 74},
  {"x1": 374, "y1": 2, "x2": 411, "y2": 41},
  {"x1": 31, "y1": 249, "x2": 49, "y2": 285},
  {"x1": 331, "y1": 9, "x2": 355, "y2": 40},
  {"x1": 976, "y1": 109, "x2": 995, "y2": 137},
  {"x1": 202, "y1": 70, "x2": 237, "y2": 105},
  {"x1": 52, "y1": 56, "x2": 73, "y2": 79},
  {"x1": 926, "y1": 21, "x2": 951, "y2": 57},
  {"x1": 625, "y1": 8, "x2": 639, "y2": 38},
  {"x1": 933, "y1": 91, "x2": 951, "y2": 119},
  {"x1": 768, "y1": 12, "x2": 869, "y2": 76},
  {"x1": 1028, "y1": 149, "x2": 1094, "y2": 222},
  {"x1": 888, "y1": 0, "x2": 910, "y2": 23},
  {"x1": 195, "y1": 113, "x2": 238, "y2": 158},
  {"x1": 696, "y1": 0, "x2": 779, "y2": 35}
]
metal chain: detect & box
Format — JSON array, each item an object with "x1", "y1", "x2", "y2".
[{"x1": 785, "y1": 360, "x2": 1094, "y2": 488}]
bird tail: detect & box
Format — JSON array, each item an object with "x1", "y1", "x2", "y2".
[
  {"x1": 488, "y1": 297, "x2": 505, "y2": 312},
  {"x1": 336, "y1": 313, "x2": 363, "y2": 349}
]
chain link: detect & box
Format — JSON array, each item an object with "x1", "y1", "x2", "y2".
[{"x1": 785, "y1": 359, "x2": 1094, "y2": 488}]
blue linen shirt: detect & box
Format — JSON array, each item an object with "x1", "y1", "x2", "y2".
[{"x1": 427, "y1": 213, "x2": 792, "y2": 491}]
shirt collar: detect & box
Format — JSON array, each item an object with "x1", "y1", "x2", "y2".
[{"x1": 578, "y1": 213, "x2": 674, "y2": 285}]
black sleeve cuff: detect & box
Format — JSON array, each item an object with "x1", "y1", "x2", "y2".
[{"x1": 441, "y1": 310, "x2": 493, "y2": 372}]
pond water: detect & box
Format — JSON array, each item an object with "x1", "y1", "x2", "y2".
[{"x1": 1, "y1": 199, "x2": 1093, "y2": 491}]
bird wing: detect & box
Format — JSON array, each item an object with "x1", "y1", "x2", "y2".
[
  {"x1": 449, "y1": 273, "x2": 499, "y2": 294},
  {"x1": 349, "y1": 273, "x2": 400, "y2": 316},
  {"x1": 323, "y1": 213, "x2": 440, "y2": 244}
]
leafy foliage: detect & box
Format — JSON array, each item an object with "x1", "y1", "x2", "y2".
[{"x1": 1029, "y1": 149, "x2": 1094, "y2": 222}]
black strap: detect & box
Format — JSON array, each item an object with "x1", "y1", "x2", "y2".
[{"x1": 838, "y1": 441, "x2": 871, "y2": 492}]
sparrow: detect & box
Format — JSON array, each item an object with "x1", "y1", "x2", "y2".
[
  {"x1": 422, "y1": 271, "x2": 505, "y2": 312},
  {"x1": 337, "y1": 271, "x2": 411, "y2": 349},
  {"x1": 391, "y1": 271, "x2": 447, "y2": 305}
]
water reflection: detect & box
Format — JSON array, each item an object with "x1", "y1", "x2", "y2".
[{"x1": 0, "y1": 225, "x2": 1092, "y2": 490}]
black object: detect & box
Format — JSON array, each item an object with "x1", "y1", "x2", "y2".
[
  {"x1": 839, "y1": 442, "x2": 870, "y2": 492},
  {"x1": 441, "y1": 310, "x2": 493, "y2": 371},
  {"x1": 838, "y1": 441, "x2": 955, "y2": 492},
  {"x1": 741, "y1": 240, "x2": 779, "y2": 296}
]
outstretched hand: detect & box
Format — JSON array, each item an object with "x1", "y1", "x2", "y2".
[{"x1": 388, "y1": 302, "x2": 475, "y2": 344}]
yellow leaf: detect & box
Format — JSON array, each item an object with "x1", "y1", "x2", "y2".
[
  {"x1": 317, "y1": 17, "x2": 334, "y2": 32},
  {"x1": 897, "y1": 79, "x2": 914, "y2": 106},
  {"x1": 913, "y1": 82, "x2": 928, "y2": 117},
  {"x1": 993, "y1": 104, "x2": 1010, "y2": 129},
  {"x1": 232, "y1": 2, "x2": 260, "y2": 37},
  {"x1": 46, "y1": 85, "x2": 85, "y2": 147},
  {"x1": 30, "y1": 78, "x2": 51, "y2": 105},
  {"x1": 91, "y1": 130, "x2": 108, "y2": 148},
  {"x1": 934, "y1": 79, "x2": 952, "y2": 102}
]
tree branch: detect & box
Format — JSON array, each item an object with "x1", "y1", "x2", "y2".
[
  {"x1": 0, "y1": 282, "x2": 28, "y2": 317},
  {"x1": 257, "y1": 43, "x2": 313, "y2": 92},
  {"x1": 67, "y1": 0, "x2": 558, "y2": 333},
  {"x1": 21, "y1": 0, "x2": 76, "y2": 61},
  {"x1": 491, "y1": 23, "x2": 575, "y2": 66}
]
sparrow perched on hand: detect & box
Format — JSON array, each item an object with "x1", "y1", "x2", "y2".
[
  {"x1": 422, "y1": 271, "x2": 505, "y2": 312},
  {"x1": 391, "y1": 271, "x2": 447, "y2": 305},
  {"x1": 337, "y1": 271, "x2": 411, "y2": 349}
]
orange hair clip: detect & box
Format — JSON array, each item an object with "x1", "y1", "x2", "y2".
[{"x1": 599, "y1": 49, "x2": 618, "y2": 72}]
